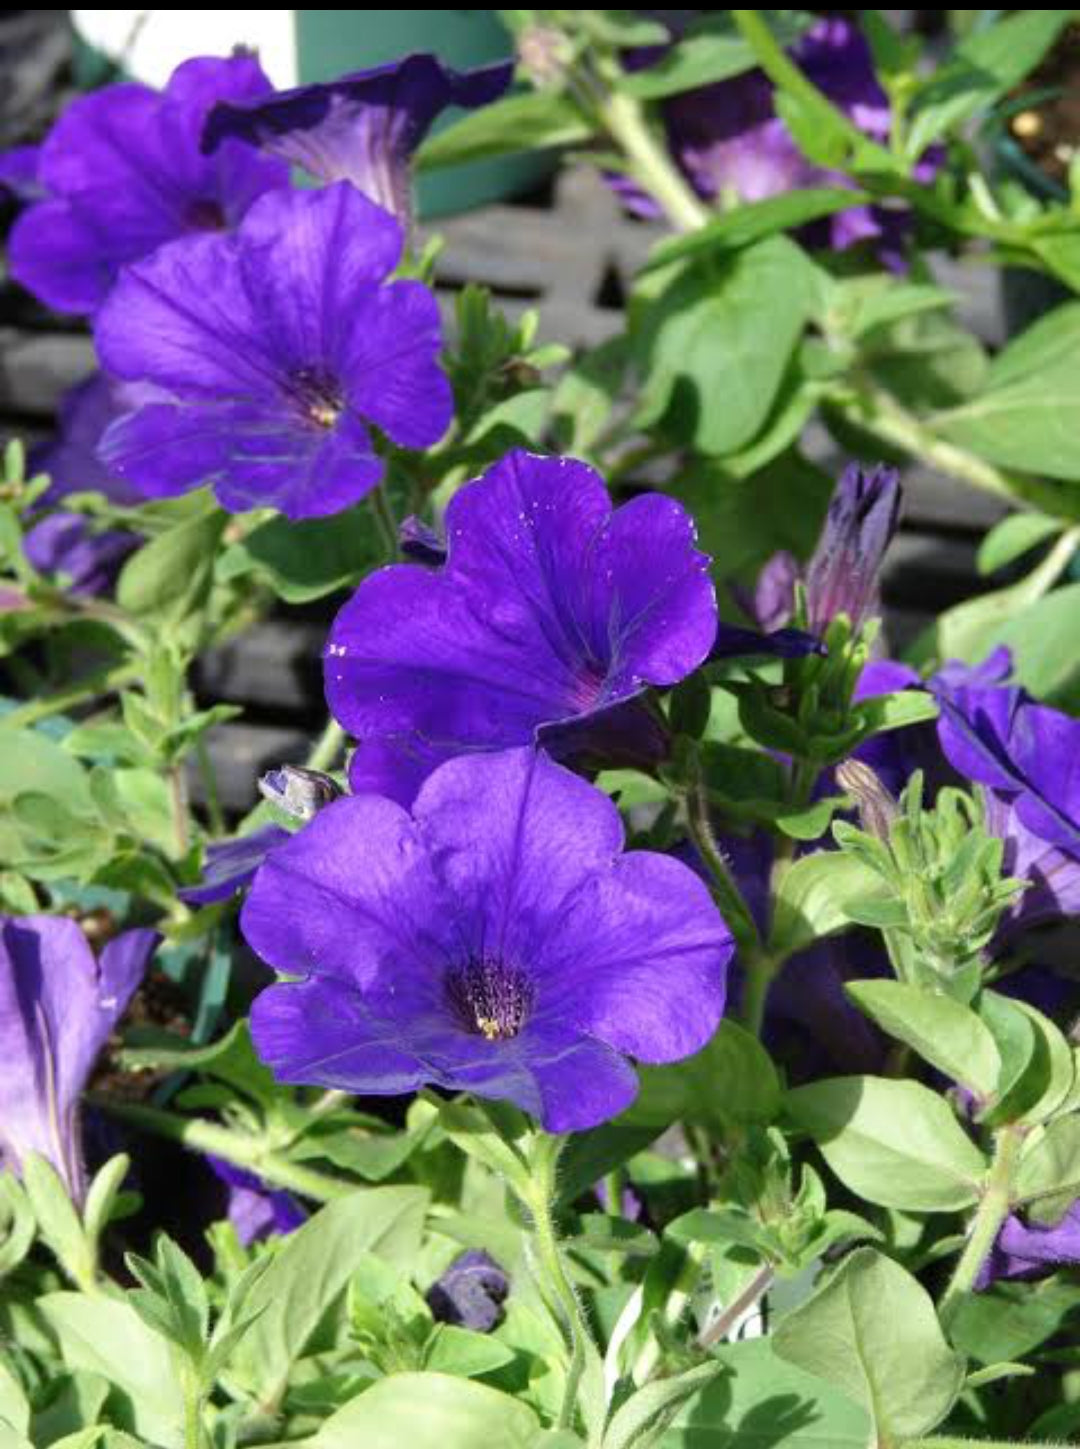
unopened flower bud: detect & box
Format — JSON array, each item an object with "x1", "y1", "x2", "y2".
[
  {"x1": 836, "y1": 758, "x2": 899, "y2": 841},
  {"x1": 258, "y1": 764, "x2": 341, "y2": 822}
]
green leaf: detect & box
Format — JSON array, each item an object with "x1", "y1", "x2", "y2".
[
  {"x1": 773, "y1": 1248, "x2": 966, "y2": 1442},
  {"x1": 628, "y1": 1019, "x2": 781, "y2": 1131},
  {"x1": 672, "y1": 450, "x2": 833, "y2": 583},
  {"x1": 949, "y1": 1279, "x2": 1080, "y2": 1365},
  {"x1": 556, "y1": 1125, "x2": 661, "y2": 1208},
  {"x1": 119, "y1": 1020, "x2": 276, "y2": 1105},
  {"x1": 906, "y1": 10, "x2": 1071, "y2": 156},
  {"x1": 603, "y1": 1361, "x2": 722, "y2": 1449},
  {"x1": 665, "y1": 1206, "x2": 764, "y2": 1252},
  {"x1": 218, "y1": 507, "x2": 382, "y2": 603},
  {"x1": 1016, "y1": 1115, "x2": 1080, "y2": 1222},
  {"x1": 423, "y1": 1325, "x2": 516, "y2": 1379},
  {"x1": 646, "y1": 188, "x2": 863, "y2": 271},
  {"x1": 843, "y1": 980, "x2": 1001, "y2": 1097},
  {"x1": 567, "y1": 1214, "x2": 658, "y2": 1258},
  {"x1": 305, "y1": 1372, "x2": 538, "y2": 1449},
  {"x1": 786, "y1": 1076, "x2": 987, "y2": 1211},
  {"x1": 82, "y1": 1154, "x2": 131, "y2": 1256},
  {"x1": 977, "y1": 512, "x2": 1062, "y2": 575},
  {"x1": 0, "y1": 1175, "x2": 35, "y2": 1278},
  {"x1": 116, "y1": 510, "x2": 225, "y2": 619},
  {"x1": 964, "y1": 1360, "x2": 1036, "y2": 1389},
  {"x1": 768, "y1": 853, "x2": 884, "y2": 960},
  {"x1": 29, "y1": 1370, "x2": 110, "y2": 1445},
  {"x1": 0, "y1": 1361, "x2": 29, "y2": 1434},
  {"x1": 418, "y1": 91, "x2": 592, "y2": 170},
  {"x1": 633, "y1": 237, "x2": 815, "y2": 456},
  {"x1": 980, "y1": 993, "x2": 1075, "y2": 1126},
  {"x1": 620, "y1": 11, "x2": 807, "y2": 100},
  {"x1": 935, "y1": 301, "x2": 1080, "y2": 482},
  {"x1": 227, "y1": 1186, "x2": 429, "y2": 1406},
  {"x1": 39, "y1": 1293, "x2": 185, "y2": 1448},
  {"x1": 665, "y1": 1336, "x2": 872, "y2": 1447},
  {"x1": 21, "y1": 1155, "x2": 92, "y2": 1288}
]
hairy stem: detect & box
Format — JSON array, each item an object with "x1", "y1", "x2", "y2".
[
  {"x1": 305, "y1": 716, "x2": 347, "y2": 774},
  {"x1": 938, "y1": 1125, "x2": 1023, "y2": 1328},
  {"x1": 526, "y1": 1133, "x2": 594, "y2": 1433},
  {"x1": 596, "y1": 85, "x2": 710, "y2": 232}
]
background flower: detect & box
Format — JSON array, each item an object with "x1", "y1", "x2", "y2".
[
  {"x1": 95, "y1": 181, "x2": 451, "y2": 518},
  {"x1": 242, "y1": 747, "x2": 731, "y2": 1132},
  {"x1": 6, "y1": 54, "x2": 288, "y2": 314},
  {"x1": 203, "y1": 53, "x2": 513, "y2": 228}
]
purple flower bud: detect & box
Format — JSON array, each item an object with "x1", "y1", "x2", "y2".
[
  {"x1": 835, "y1": 759, "x2": 899, "y2": 841},
  {"x1": 206, "y1": 1155, "x2": 306, "y2": 1246},
  {"x1": 804, "y1": 463, "x2": 901, "y2": 635},
  {"x1": 258, "y1": 765, "x2": 342, "y2": 822},
  {"x1": 398, "y1": 514, "x2": 447, "y2": 567},
  {"x1": 427, "y1": 1249, "x2": 509, "y2": 1333}
]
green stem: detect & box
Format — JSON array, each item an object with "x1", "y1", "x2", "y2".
[
  {"x1": 305, "y1": 717, "x2": 346, "y2": 774},
  {"x1": 92, "y1": 1099, "x2": 354, "y2": 1202},
  {"x1": 0, "y1": 660, "x2": 141, "y2": 730},
  {"x1": 596, "y1": 85, "x2": 710, "y2": 232},
  {"x1": 685, "y1": 761, "x2": 761, "y2": 958},
  {"x1": 169, "y1": 765, "x2": 191, "y2": 859},
  {"x1": 526, "y1": 1133, "x2": 593, "y2": 1433},
  {"x1": 938, "y1": 1126, "x2": 1024, "y2": 1329},
  {"x1": 739, "y1": 950, "x2": 780, "y2": 1038},
  {"x1": 182, "y1": 1367, "x2": 205, "y2": 1449},
  {"x1": 370, "y1": 483, "x2": 400, "y2": 563},
  {"x1": 836, "y1": 380, "x2": 1080, "y2": 520},
  {"x1": 195, "y1": 738, "x2": 225, "y2": 836}
]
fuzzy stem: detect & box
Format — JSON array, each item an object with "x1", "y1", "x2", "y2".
[
  {"x1": 526, "y1": 1133, "x2": 593, "y2": 1432},
  {"x1": 370, "y1": 484, "x2": 400, "y2": 563},
  {"x1": 836, "y1": 380, "x2": 1080, "y2": 521},
  {"x1": 596, "y1": 86, "x2": 711, "y2": 232},
  {"x1": 92, "y1": 1099, "x2": 353, "y2": 1203},
  {"x1": 686, "y1": 763, "x2": 762, "y2": 957},
  {"x1": 938, "y1": 1126, "x2": 1023, "y2": 1328}
]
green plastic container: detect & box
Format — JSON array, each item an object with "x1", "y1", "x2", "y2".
[{"x1": 70, "y1": 9, "x2": 548, "y2": 218}]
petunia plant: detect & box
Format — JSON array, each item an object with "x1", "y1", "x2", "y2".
[{"x1": 6, "y1": 12, "x2": 1080, "y2": 1449}]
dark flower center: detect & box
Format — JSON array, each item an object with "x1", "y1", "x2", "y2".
[
  {"x1": 446, "y1": 958, "x2": 533, "y2": 1041},
  {"x1": 292, "y1": 366, "x2": 344, "y2": 430},
  {"x1": 184, "y1": 197, "x2": 227, "y2": 231}
]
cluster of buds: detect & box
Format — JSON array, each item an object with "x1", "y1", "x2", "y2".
[{"x1": 834, "y1": 763, "x2": 1026, "y2": 994}]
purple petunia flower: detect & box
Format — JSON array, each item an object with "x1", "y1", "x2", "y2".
[
  {"x1": 7, "y1": 54, "x2": 288, "y2": 315},
  {"x1": 207, "y1": 1155, "x2": 306, "y2": 1246},
  {"x1": 241, "y1": 747, "x2": 732, "y2": 1133},
  {"x1": 23, "y1": 374, "x2": 155, "y2": 596},
  {"x1": 741, "y1": 464, "x2": 900, "y2": 640},
  {"x1": 94, "y1": 181, "x2": 451, "y2": 519},
  {"x1": 427, "y1": 1249, "x2": 509, "y2": 1333},
  {"x1": 625, "y1": 19, "x2": 938, "y2": 267},
  {"x1": 934, "y1": 672, "x2": 1080, "y2": 857},
  {"x1": 202, "y1": 53, "x2": 514, "y2": 229},
  {"x1": 179, "y1": 825, "x2": 291, "y2": 907},
  {"x1": 978, "y1": 1201, "x2": 1080, "y2": 1287},
  {"x1": 325, "y1": 449, "x2": 717, "y2": 804},
  {"x1": 0, "y1": 916, "x2": 156, "y2": 1201}
]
